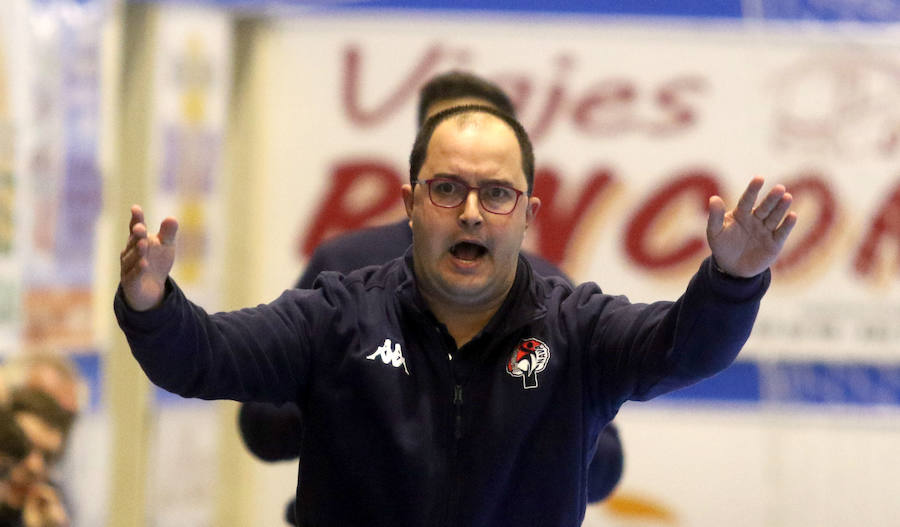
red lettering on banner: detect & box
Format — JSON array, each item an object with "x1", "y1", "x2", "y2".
[
  {"x1": 855, "y1": 179, "x2": 900, "y2": 277},
  {"x1": 650, "y1": 75, "x2": 706, "y2": 134},
  {"x1": 343, "y1": 44, "x2": 446, "y2": 126},
  {"x1": 527, "y1": 55, "x2": 573, "y2": 142},
  {"x1": 341, "y1": 42, "x2": 706, "y2": 140},
  {"x1": 492, "y1": 73, "x2": 531, "y2": 115},
  {"x1": 299, "y1": 155, "x2": 900, "y2": 287},
  {"x1": 573, "y1": 79, "x2": 636, "y2": 136},
  {"x1": 774, "y1": 173, "x2": 836, "y2": 272},
  {"x1": 571, "y1": 75, "x2": 704, "y2": 137},
  {"x1": 624, "y1": 170, "x2": 721, "y2": 270},
  {"x1": 532, "y1": 167, "x2": 615, "y2": 265},
  {"x1": 300, "y1": 160, "x2": 402, "y2": 256}
]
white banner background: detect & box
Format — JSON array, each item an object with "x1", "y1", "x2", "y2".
[
  {"x1": 246, "y1": 14, "x2": 900, "y2": 526},
  {"x1": 257, "y1": 16, "x2": 900, "y2": 362}
]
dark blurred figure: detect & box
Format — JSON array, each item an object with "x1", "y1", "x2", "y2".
[
  {"x1": 3, "y1": 354, "x2": 81, "y2": 430},
  {"x1": 0, "y1": 389, "x2": 71, "y2": 527},
  {"x1": 238, "y1": 71, "x2": 624, "y2": 525},
  {"x1": 0, "y1": 409, "x2": 29, "y2": 480}
]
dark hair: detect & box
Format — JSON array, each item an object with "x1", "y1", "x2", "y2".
[
  {"x1": 417, "y1": 71, "x2": 517, "y2": 126},
  {"x1": 10, "y1": 387, "x2": 74, "y2": 437},
  {"x1": 409, "y1": 104, "x2": 535, "y2": 194},
  {"x1": 0, "y1": 408, "x2": 29, "y2": 465}
]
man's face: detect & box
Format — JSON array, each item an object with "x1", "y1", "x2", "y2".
[
  {"x1": 4, "y1": 413, "x2": 63, "y2": 507},
  {"x1": 402, "y1": 113, "x2": 539, "y2": 309}
]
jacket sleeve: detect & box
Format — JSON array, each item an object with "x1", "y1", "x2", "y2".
[
  {"x1": 579, "y1": 257, "x2": 770, "y2": 414},
  {"x1": 113, "y1": 277, "x2": 348, "y2": 405}
]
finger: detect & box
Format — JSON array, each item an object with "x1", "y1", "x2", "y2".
[
  {"x1": 124, "y1": 221, "x2": 147, "y2": 251},
  {"x1": 706, "y1": 196, "x2": 726, "y2": 238},
  {"x1": 763, "y1": 193, "x2": 793, "y2": 231},
  {"x1": 158, "y1": 217, "x2": 179, "y2": 246},
  {"x1": 752, "y1": 184, "x2": 786, "y2": 221},
  {"x1": 773, "y1": 211, "x2": 798, "y2": 245},
  {"x1": 120, "y1": 242, "x2": 144, "y2": 273},
  {"x1": 129, "y1": 205, "x2": 145, "y2": 235},
  {"x1": 121, "y1": 235, "x2": 148, "y2": 266},
  {"x1": 127, "y1": 221, "x2": 147, "y2": 253},
  {"x1": 735, "y1": 176, "x2": 765, "y2": 215}
]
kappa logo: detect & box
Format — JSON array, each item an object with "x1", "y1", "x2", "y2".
[
  {"x1": 506, "y1": 337, "x2": 550, "y2": 389},
  {"x1": 366, "y1": 338, "x2": 410, "y2": 375}
]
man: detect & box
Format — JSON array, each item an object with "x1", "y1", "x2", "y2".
[
  {"x1": 0, "y1": 389, "x2": 70, "y2": 527},
  {"x1": 116, "y1": 105, "x2": 796, "y2": 526},
  {"x1": 291, "y1": 71, "x2": 565, "y2": 281},
  {"x1": 238, "y1": 71, "x2": 623, "y2": 522}
]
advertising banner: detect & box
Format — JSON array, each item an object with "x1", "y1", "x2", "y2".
[
  {"x1": 23, "y1": 0, "x2": 104, "y2": 353},
  {"x1": 252, "y1": 16, "x2": 900, "y2": 526},
  {"x1": 260, "y1": 17, "x2": 900, "y2": 364},
  {"x1": 0, "y1": 0, "x2": 26, "y2": 356}
]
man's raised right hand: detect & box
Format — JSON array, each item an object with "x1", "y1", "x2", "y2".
[{"x1": 119, "y1": 205, "x2": 178, "y2": 311}]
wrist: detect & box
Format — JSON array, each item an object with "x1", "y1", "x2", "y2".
[{"x1": 710, "y1": 256, "x2": 758, "y2": 281}]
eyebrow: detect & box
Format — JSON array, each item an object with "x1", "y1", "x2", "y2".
[{"x1": 431, "y1": 173, "x2": 518, "y2": 187}]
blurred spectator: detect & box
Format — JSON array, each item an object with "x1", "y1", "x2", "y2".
[
  {"x1": 0, "y1": 409, "x2": 28, "y2": 480},
  {"x1": 0, "y1": 388, "x2": 70, "y2": 527},
  {"x1": 2, "y1": 354, "x2": 83, "y2": 447}
]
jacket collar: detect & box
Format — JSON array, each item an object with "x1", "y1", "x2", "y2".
[{"x1": 396, "y1": 248, "x2": 548, "y2": 343}]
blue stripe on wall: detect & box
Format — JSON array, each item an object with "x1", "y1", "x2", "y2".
[
  {"x1": 759, "y1": 0, "x2": 900, "y2": 22},
  {"x1": 135, "y1": 0, "x2": 900, "y2": 22},
  {"x1": 660, "y1": 360, "x2": 900, "y2": 407},
  {"x1": 662, "y1": 361, "x2": 761, "y2": 403},
  {"x1": 148, "y1": 0, "x2": 743, "y2": 17},
  {"x1": 324, "y1": 0, "x2": 743, "y2": 17}
]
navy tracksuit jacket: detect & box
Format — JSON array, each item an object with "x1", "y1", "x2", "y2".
[{"x1": 115, "y1": 252, "x2": 769, "y2": 527}]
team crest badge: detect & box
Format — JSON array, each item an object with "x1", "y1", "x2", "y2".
[{"x1": 506, "y1": 338, "x2": 550, "y2": 389}]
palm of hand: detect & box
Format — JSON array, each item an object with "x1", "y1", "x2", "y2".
[
  {"x1": 709, "y1": 209, "x2": 784, "y2": 277},
  {"x1": 706, "y1": 178, "x2": 797, "y2": 278},
  {"x1": 136, "y1": 235, "x2": 175, "y2": 297},
  {"x1": 120, "y1": 208, "x2": 178, "y2": 311}
]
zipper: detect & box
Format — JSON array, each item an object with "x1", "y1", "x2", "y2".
[
  {"x1": 453, "y1": 384, "x2": 464, "y2": 439},
  {"x1": 445, "y1": 383, "x2": 464, "y2": 527}
]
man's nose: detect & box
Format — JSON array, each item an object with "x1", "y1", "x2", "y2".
[{"x1": 458, "y1": 190, "x2": 484, "y2": 227}]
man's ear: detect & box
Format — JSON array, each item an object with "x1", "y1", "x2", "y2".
[
  {"x1": 402, "y1": 184, "x2": 415, "y2": 220},
  {"x1": 524, "y1": 196, "x2": 541, "y2": 228}
]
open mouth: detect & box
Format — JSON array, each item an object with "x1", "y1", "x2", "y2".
[{"x1": 450, "y1": 241, "x2": 488, "y2": 262}]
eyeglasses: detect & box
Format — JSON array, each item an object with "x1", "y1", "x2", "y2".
[{"x1": 418, "y1": 177, "x2": 525, "y2": 215}]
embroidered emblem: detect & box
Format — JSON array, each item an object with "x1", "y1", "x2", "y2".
[
  {"x1": 506, "y1": 337, "x2": 550, "y2": 389},
  {"x1": 366, "y1": 338, "x2": 410, "y2": 375}
]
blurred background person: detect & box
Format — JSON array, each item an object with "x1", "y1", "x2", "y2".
[
  {"x1": 1, "y1": 353, "x2": 85, "y2": 525},
  {"x1": 2, "y1": 354, "x2": 83, "y2": 428},
  {"x1": 0, "y1": 388, "x2": 71, "y2": 527},
  {"x1": 0, "y1": 409, "x2": 29, "y2": 481}
]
